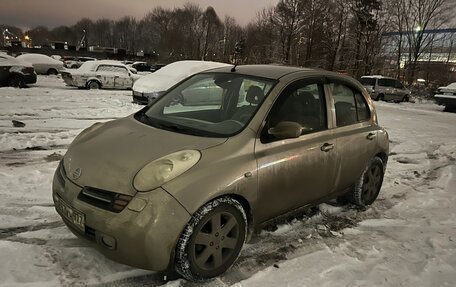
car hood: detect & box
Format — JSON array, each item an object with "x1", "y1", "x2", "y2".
[{"x1": 63, "y1": 115, "x2": 227, "y2": 195}]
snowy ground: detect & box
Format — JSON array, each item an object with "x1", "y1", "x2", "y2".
[{"x1": 0, "y1": 76, "x2": 455, "y2": 287}]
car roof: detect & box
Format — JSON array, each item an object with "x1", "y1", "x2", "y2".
[
  {"x1": 207, "y1": 64, "x2": 314, "y2": 80},
  {"x1": 361, "y1": 75, "x2": 395, "y2": 80}
]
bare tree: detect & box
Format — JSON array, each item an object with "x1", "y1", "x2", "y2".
[
  {"x1": 402, "y1": 0, "x2": 454, "y2": 83},
  {"x1": 273, "y1": 0, "x2": 305, "y2": 64}
]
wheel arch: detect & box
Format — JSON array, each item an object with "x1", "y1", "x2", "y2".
[{"x1": 86, "y1": 79, "x2": 102, "y2": 88}]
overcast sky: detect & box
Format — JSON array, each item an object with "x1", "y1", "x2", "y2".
[{"x1": 0, "y1": 0, "x2": 280, "y2": 30}]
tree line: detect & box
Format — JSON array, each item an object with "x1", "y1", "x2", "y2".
[{"x1": 2, "y1": 0, "x2": 454, "y2": 82}]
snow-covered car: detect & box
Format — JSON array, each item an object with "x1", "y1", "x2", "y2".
[
  {"x1": 53, "y1": 65, "x2": 389, "y2": 281},
  {"x1": 0, "y1": 53, "x2": 37, "y2": 87},
  {"x1": 61, "y1": 60, "x2": 141, "y2": 90},
  {"x1": 64, "y1": 57, "x2": 96, "y2": 69},
  {"x1": 16, "y1": 53, "x2": 64, "y2": 75},
  {"x1": 132, "y1": 60, "x2": 232, "y2": 104},
  {"x1": 360, "y1": 75, "x2": 411, "y2": 102},
  {"x1": 435, "y1": 82, "x2": 456, "y2": 111}
]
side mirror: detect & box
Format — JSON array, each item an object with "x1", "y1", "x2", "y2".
[{"x1": 268, "y1": 121, "x2": 302, "y2": 139}]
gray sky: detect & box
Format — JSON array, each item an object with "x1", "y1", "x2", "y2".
[{"x1": 0, "y1": 0, "x2": 280, "y2": 30}]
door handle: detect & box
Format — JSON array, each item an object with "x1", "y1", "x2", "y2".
[
  {"x1": 367, "y1": 132, "x2": 376, "y2": 140},
  {"x1": 321, "y1": 143, "x2": 334, "y2": 152}
]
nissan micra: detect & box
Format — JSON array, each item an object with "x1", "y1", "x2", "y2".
[{"x1": 53, "y1": 65, "x2": 389, "y2": 281}]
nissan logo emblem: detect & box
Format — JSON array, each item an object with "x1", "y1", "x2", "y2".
[{"x1": 72, "y1": 167, "x2": 82, "y2": 180}]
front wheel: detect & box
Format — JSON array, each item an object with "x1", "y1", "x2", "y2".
[
  {"x1": 175, "y1": 197, "x2": 247, "y2": 281},
  {"x1": 7, "y1": 75, "x2": 25, "y2": 88},
  {"x1": 350, "y1": 157, "x2": 384, "y2": 207},
  {"x1": 402, "y1": 96, "x2": 409, "y2": 102},
  {"x1": 87, "y1": 80, "x2": 101, "y2": 90}
]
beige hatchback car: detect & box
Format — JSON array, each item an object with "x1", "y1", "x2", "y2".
[{"x1": 53, "y1": 65, "x2": 389, "y2": 281}]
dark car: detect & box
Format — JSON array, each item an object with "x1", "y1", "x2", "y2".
[
  {"x1": 130, "y1": 62, "x2": 152, "y2": 72},
  {"x1": 0, "y1": 53, "x2": 37, "y2": 87}
]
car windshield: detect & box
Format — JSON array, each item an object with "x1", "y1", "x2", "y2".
[
  {"x1": 360, "y1": 78, "x2": 376, "y2": 86},
  {"x1": 136, "y1": 73, "x2": 276, "y2": 137}
]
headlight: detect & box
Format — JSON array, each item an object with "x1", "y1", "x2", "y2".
[{"x1": 133, "y1": 150, "x2": 201, "y2": 192}]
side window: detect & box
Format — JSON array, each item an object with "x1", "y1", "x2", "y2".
[
  {"x1": 331, "y1": 83, "x2": 370, "y2": 126},
  {"x1": 97, "y1": 65, "x2": 128, "y2": 75},
  {"x1": 394, "y1": 81, "x2": 404, "y2": 89},
  {"x1": 267, "y1": 82, "x2": 327, "y2": 137}
]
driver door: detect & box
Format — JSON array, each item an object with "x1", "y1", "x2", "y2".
[{"x1": 254, "y1": 78, "x2": 338, "y2": 223}]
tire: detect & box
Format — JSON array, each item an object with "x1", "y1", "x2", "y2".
[
  {"x1": 175, "y1": 197, "x2": 247, "y2": 281},
  {"x1": 87, "y1": 80, "x2": 101, "y2": 90},
  {"x1": 47, "y1": 68, "x2": 58, "y2": 75},
  {"x1": 402, "y1": 96, "x2": 409, "y2": 102},
  {"x1": 7, "y1": 75, "x2": 25, "y2": 88},
  {"x1": 70, "y1": 65, "x2": 78, "y2": 69},
  {"x1": 377, "y1": 94, "x2": 385, "y2": 101},
  {"x1": 350, "y1": 157, "x2": 384, "y2": 207}
]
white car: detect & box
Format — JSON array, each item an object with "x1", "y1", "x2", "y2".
[
  {"x1": 16, "y1": 53, "x2": 64, "y2": 75},
  {"x1": 61, "y1": 60, "x2": 141, "y2": 90},
  {"x1": 132, "y1": 60, "x2": 232, "y2": 104},
  {"x1": 435, "y1": 82, "x2": 456, "y2": 112},
  {"x1": 64, "y1": 57, "x2": 96, "y2": 69}
]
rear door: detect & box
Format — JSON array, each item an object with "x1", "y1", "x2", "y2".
[
  {"x1": 255, "y1": 78, "x2": 339, "y2": 223},
  {"x1": 95, "y1": 65, "x2": 115, "y2": 88},
  {"x1": 327, "y1": 80, "x2": 378, "y2": 191}
]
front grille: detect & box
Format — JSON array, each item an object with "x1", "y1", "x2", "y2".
[
  {"x1": 78, "y1": 186, "x2": 132, "y2": 213},
  {"x1": 133, "y1": 94, "x2": 148, "y2": 104}
]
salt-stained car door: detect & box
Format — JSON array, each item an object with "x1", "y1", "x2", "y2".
[
  {"x1": 254, "y1": 79, "x2": 338, "y2": 223},
  {"x1": 113, "y1": 66, "x2": 133, "y2": 89},
  {"x1": 328, "y1": 80, "x2": 379, "y2": 191},
  {"x1": 95, "y1": 65, "x2": 117, "y2": 88}
]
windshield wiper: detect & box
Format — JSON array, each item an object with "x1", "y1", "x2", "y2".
[{"x1": 152, "y1": 121, "x2": 206, "y2": 136}]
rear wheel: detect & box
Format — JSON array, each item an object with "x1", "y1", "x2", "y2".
[
  {"x1": 377, "y1": 94, "x2": 385, "y2": 101},
  {"x1": 350, "y1": 157, "x2": 384, "y2": 207},
  {"x1": 87, "y1": 80, "x2": 101, "y2": 90},
  {"x1": 47, "y1": 68, "x2": 58, "y2": 75},
  {"x1": 402, "y1": 96, "x2": 409, "y2": 102},
  {"x1": 175, "y1": 197, "x2": 247, "y2": 281},
  {"x1": 7, "y1": 75, "x2": 25, "y2": 88}
]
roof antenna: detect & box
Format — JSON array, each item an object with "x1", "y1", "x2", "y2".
[{"x1": 231, "y1": 64, "x2": 237, "y2": 72}]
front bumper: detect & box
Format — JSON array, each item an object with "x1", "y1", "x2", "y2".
[
  {"x1": 435, "y1": 94, "x2": 456, "y2": 107},
  {"x1": 52, "y1": 165, "x2": 191, "y2": 271},
  {"x1": 23, "y1": 73, "x2": 37, "y2": 85}
]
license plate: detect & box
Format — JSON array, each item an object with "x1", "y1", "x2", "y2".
[{"x1": 56, "y1": 197, "x2": 85, "y2": 232}]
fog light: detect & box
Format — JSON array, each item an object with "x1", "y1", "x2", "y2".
[
  {"x1": 127, "y1": 198, "x2": 147, "y2": 212},
  {"x1": 98, "y1": 234, "x2": 116, "y2": 250}
]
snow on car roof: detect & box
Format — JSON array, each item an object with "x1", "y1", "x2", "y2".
[
  {"x1": 77, "y1": 60, "x2": 129, "y2": 72},
  {"x1": 441, "y1": 82, "x2": 456, "y2": 90},
  {"x1": 0, "y1": 53, "x2": 33, "y2": 67},
  {"x1": 133, "y1": 60, "x2": 232, "y2": 93},
  {"x1": 16, "y1": 53, "x2": 62, "y2": 65}
]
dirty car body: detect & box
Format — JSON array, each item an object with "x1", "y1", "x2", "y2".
[
  {"x1": 61, "y1": 60, "x2": 140, "y2": 90},
  {"x1": 53, "y1": 65, "x2": 389, "y2": 280}
]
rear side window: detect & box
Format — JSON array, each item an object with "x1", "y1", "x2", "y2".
[
  {"x1": 330, "y1": 83, "x2": 370, "y2": 126},
  {"x1": 377, "y1": 79, "x2": 396, "y2": 87},
  {"x1": 360, "y1": 78, "x2": 376, "y2": 86},
  {"x1": 97, "y1": 65, "x2": 128, "y2": 75}
]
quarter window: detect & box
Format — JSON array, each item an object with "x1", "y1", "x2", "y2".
[{"x1": 331, "y1": 83, "x2": 370, "y2": 126}]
